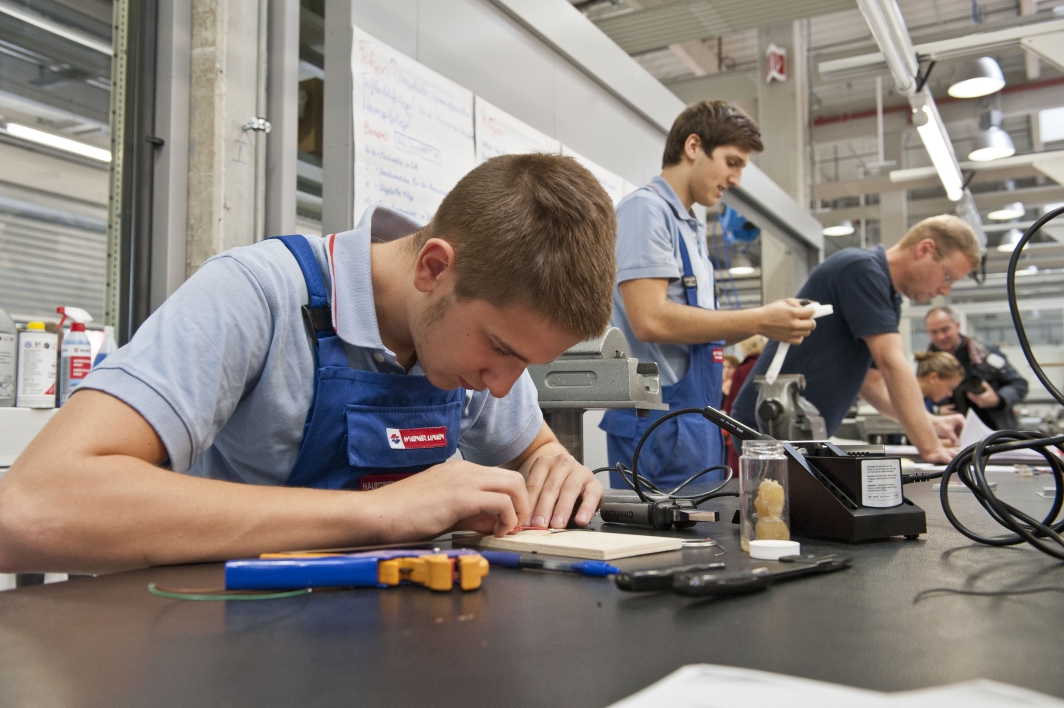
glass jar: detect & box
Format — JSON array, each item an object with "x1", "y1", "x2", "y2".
[{"x1": 739, "y1": 440, "x2": 790, "y2": 553}]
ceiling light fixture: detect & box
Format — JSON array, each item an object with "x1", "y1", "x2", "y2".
[
  {"x1": 987, "y1": 202, "x2": 1025, "y2": 220},
  {"x1": 968, "y1": 109, "x2": 1015, "y2": 162},
  {"x1": 996, "y1": 228, "x2": 1024, "y2": 252},
  {"x1": 948, "y1": 57, "x2": 1006, "y2": 99},
  {"x1": 2, "y1": 123, "x2": 111, "y2": 162},
  {"x1": 969, "y1": 126, "x2": 1016, "y2": 162},
  {"x1": 911, "y1": 97, "x2": 965, "y2": 201},
  {"x1": 728, "y1": 254, "x2": 756, "y2": 276},
  {"x1": 822, "y1": 220, "x2": 856, "y2": 237}
]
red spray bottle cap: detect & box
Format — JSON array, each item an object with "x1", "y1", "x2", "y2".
[{"x1": 70, "y1": 322, "x2": 86, "y2": 332}]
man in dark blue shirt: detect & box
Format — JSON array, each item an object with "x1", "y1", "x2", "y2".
[{"x1": 732, "y1": 215, "x2": 982, "y2": 464}]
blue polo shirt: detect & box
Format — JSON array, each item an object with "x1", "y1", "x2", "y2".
[
  {"x1": 731, "y1": 245, "x2": 901, "y2": 435},
  {"x1": 80, "y1": 206, "x2": 544, "y2": 484},
  {"x1": 610, "y1": 176, "x2": 716, "y2": 386}
]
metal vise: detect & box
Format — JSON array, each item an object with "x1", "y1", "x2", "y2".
[
  {"x1": 753, "y1": 374, "x2": 828, "y2": 441},
  {"x1": 527, "y1": 327, "x2": 667, "y2": 463}
]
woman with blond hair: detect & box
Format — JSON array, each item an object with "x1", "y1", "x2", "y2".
[{"x1": 914, "y1": 350, "x2": 965, "y2": 413}]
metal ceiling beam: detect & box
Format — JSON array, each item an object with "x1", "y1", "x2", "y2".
[
  {"x1": 664, "y1": 69, "x2": 758, "y2": 104},
  {"x1": 819, "y1": 16, "x2": 1064, "y2": 81},
  {"x1": 592, "y1": 0, "x2": 856, "y2": 55}
]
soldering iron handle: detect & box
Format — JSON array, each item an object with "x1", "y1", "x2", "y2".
[{"x1": 701, "y1": 406, "x2": 773, "y2": 442}]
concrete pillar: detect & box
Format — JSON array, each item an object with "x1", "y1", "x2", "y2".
[
  {"x1": 761, "y1": 227, "x2": 797, "y2": 302},
  {"x1": 878, "y1": 131, "x2": 908, "y2": 247},
  {"x1": 185, "y1": 0, "x2": 262, "y2": 275},
  {"x1": 755, "y1": 20, "x2": 809, "y2": 209}
]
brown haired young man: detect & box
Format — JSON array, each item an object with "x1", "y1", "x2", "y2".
[
  {"x1": 601, "y1": 101, "x2": 816, "y2": 490},
  {"x1": 0, "y1": 154, "x2": 615, "y2": 573},
  {"x1": 732, "y1": 215, "x2": 982, "y2": 464}
]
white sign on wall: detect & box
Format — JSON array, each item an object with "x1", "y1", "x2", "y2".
[
  {"x1": 474, "y1": 97, "x2": 561, "y2": 163},
  {"x1": 351, "y1": 26, "x2": 476, "y2": 226},
  {"x1": 561, "y1": 145, "x2": 627, "y2": 206}
]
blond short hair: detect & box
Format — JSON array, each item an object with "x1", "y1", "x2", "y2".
[
  {"x1": 898, "y1": 215, "x2": 981, "y2": 268},
  {"x1": 739, "y1": 335, "x2": 767, "y2": 358},
  {"x1": 914, "y1": 350, "x2": 964, "y2": 379}
]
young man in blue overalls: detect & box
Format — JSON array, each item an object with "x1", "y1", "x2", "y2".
[
  {"x1": 600, "y1": 101, "x2": 816, "y2": 492},
  {"x1": 0, "y1": 154, "x2": 616, "y2": 573}
]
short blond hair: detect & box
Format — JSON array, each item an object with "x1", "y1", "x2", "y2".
[
  {"x1": 739, "y1": 335, "x2": 767, "y2": 358},
  {"x1": 898, "y1": 215, "x2": 981, "y2": 268},
  {"x1": 914, "y1": 350, "x2": 964, "y2": 379}
]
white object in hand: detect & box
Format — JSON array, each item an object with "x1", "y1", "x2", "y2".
[{"x1": 763, "y1": 303, "x2": 834, "y2": 385}]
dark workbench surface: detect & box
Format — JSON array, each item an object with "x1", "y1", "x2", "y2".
[{"x1": 1, "y1": 474, "x2": 1061, "y2": 707}]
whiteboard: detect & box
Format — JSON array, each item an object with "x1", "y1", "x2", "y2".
[
  {"x1": 561, "y1": 145, "x2": 627, "y2": 206},
  {"x1": 352, "y1": 26, "x2": 476, "y2": 226},
  {"x1": 474, "y1": 97, "x2": 561, "y2": 163}
]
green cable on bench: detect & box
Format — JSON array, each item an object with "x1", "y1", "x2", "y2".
[{"x1": 148, "y1": 583, "x2": 312, "y2": 601}]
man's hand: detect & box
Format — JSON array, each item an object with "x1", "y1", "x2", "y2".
[
  {"x1": 967, "y1": 383, "x2": 1001, "y2": 409},
  {"x1": 754, "y1": 299, "x2": 817, "y2": 344},
  {"x1": 929, "y1": 412, "x2": 964, "y2": 446},
  {"x1": 370, "y1": 461, "x2": 532, "y2": 538},
  {"x1": 522, "y1": 452, "x2": 603, "y2": 529},
  {"x1": 938, "y1": 403, "x2": 957, "y2": 414},
  {"x1": 920, "y1": 444, "x2": 958, "y2": 465}
]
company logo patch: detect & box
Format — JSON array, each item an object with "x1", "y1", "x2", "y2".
[
  {"x1": 386, "y1": 426, "x2": 448, "y2": 450},
  {"x1": 712, "y1": 348, "x2": 724, "y2": 364}
]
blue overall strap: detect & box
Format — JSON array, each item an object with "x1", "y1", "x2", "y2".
[
  {"x1": 271, "y1": 235, "x2": 334, "y2": 343},
  {"x1": 676, "y1": 235, "x2": 700, "y2": 308}
]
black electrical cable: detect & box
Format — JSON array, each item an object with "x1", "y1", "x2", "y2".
[
  {"x1": 594, "y1": 407, "x2": 738, "y2": 506},
  {"x1": 903, "y1": 205, "x2": 1064, "y2": 560}
]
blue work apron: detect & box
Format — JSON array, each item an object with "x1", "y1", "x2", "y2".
[
  {"x1": 600, "y1": 218, "x2": 725, "y2": 491},
  {"x1": 273, "y1": 235, "x2": 464, "y2": 491}
]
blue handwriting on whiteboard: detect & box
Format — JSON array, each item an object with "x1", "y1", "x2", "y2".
[{"x1": 394, "y1": 132, "x2": 442, "y2": 165}]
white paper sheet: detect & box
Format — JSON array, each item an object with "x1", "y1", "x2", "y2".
[
  {"x1": 608, "y1": 665, "x2": 1064, "y2": 708},
  {"x1": 560, "y1": 145, "x2": 626, "y2": 205},
  {"x1": 474, "y1": 96, "x2": 560, "y2": 163},
  {"x1": 351, "y1": 26, "x2": 475, "y2": 226}
]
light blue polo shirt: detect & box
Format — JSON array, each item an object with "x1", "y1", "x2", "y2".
[
  {"x1": 611, "y1": 176, "x2": 717, "y2": 386},
  {"x1": 80, "y1": 205, "x2": 544, "y2": 485}
]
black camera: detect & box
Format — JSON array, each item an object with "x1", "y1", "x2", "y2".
[{"x1": 955, "y1": 373, "x2": 987, "y2": 396}]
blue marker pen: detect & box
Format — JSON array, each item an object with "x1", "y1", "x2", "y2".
[{"x1": 481, "y1": 551, "x2": 620, "y2": 577}]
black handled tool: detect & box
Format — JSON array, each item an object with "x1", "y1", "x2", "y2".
[
  {"x1": 614, "y1": 563, "x2": 726, "y2": 592},
  {"x1": 670, "y1": 553, "x2": 852, "y2": 597},
  {"x1": 600, "y1": 498, "x2": 720, "y2": 530}
]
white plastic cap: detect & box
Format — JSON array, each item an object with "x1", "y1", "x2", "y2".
[{"x1": 748, "y1": 539, "x2": 801, "y2": 560}]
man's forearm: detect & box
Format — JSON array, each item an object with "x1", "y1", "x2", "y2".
[
  {"x1": 0, "y1": 455, "x2": 379, "y2": 574},
  {"x1": 879, "y1": 360, "x2": 939, "y2": 452},
  {"x1": 630, "y1": 299, "x2": 764, "y2": 345}
]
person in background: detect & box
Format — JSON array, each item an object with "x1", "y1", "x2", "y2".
[
  {"x1": 914, "y1": 351, "x2": 967, "y2": 437},
  {"x1": 722, "y1": 335, "x2": 766, "y2": 473},
  {"x1": 731, "y1": 215, "x2": 982, "y2": 464},
  {"x1": 600, "y1": 100, "x2": 816, "y2": 492},
  {"x1": 721, "y1": 355, "x2": 740, "y2": 399},
  {"x1": 924, "y1": 306, "x2": 1028, "y2": 430},
  {"x1": 723, "y1": 335, "x2": 766, "y2": 414}
]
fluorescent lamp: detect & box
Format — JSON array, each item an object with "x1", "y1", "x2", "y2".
[
  {"x1": 987, "y1": 202, "x2": 1025, "y2": 220},
  {"x1": 822, "y1": 220, "x2": 856, "y2": 237},
  {"x1": 996, "y1": 228, "x2": 1023, "y2": 252},
  {"x1": 1019, "y1": 265, "x2": 1039, "y2": 276},
  {"x1": 3, "y1": 123, "x2": 111, "y2": 162},
  {"x1": 729, "y1": 254, "x2": 755, "y2": 276},
  {"x1": 948, "y1": 57, "x2": 1005, "y2": 99},
  {"x1": 911, "y1": 102, "x2": 964, "y2": 201},
  {"x1": 968, "y1": 125, "x2": 1015, "y2": 162}
]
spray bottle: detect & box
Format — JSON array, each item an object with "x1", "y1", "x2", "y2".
[
  {"x1": 0, "y1": 305, "x2": 16, "y2": 407},
  {"x1": 16, "y1": 322, "x2": 57, "y2": 408},
  {"x1": 93, "y1": 325, "x2": 117, "y2": 368},
  {"x1": 57, "y1": 307, "x2": 93, "y2": 407}
]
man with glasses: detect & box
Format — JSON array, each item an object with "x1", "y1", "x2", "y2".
[
  {"x1": 924, "y1": 306, "x2": 1027, "y2": 430},
  {"x1": 731, "y1": 215, "x2": 982, "y2": 464}
]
